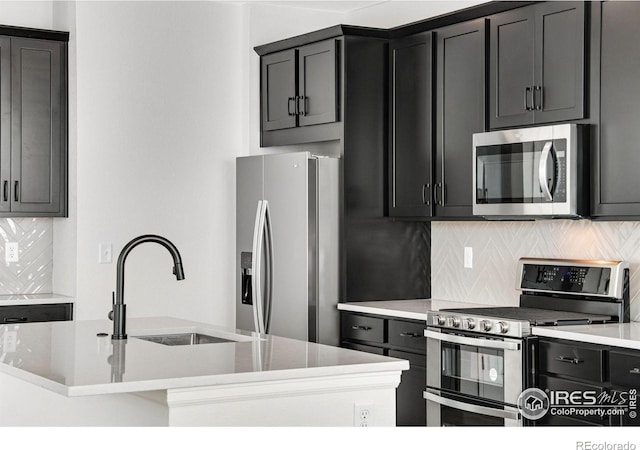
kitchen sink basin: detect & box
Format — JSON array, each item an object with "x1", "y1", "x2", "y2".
[{"x1": 133, "y1": 332, "x2": 235, "y2": 346}]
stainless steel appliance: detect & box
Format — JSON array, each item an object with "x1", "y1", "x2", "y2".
[
  {"x1": 236, "y1": 152, "x2": 340, "y2": 345},
  {"x1": 473, "y1": 124, "x2": 588, "y2": 218},
  {"x1": 425, "y1": 258, "x2": 630, "y2": 426}
]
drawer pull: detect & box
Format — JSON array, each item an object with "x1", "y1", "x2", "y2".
[
  {"x1": 4, "y1": 317, "x2": 28, "y2": 323},
  {"x1": 555, "y1": 356, "x2": 583, "y2": 364},
  {"x1": 351, "y1": 325, "x2": 372, "y2": 331},
  {"x1": 630, "y1": 368, "x2": 640, "y2": 375},
  {"x1": 399, "y1": 332, "x2": 422, "y2": 338}
]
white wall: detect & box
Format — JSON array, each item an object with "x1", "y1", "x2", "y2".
[{"x1": 68, "y1": 1, "x2": 244, "y2": 325}]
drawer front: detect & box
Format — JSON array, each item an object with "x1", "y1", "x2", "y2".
[
  {"x1": 609, "y1": 350, "x2": 640, "y2": 388},
  {"x1": 341, "y1": 313, "x2": 385, "y2": 344},
  {"x1": 341, "y1": 341, "x2": 385, "y2": 355},
  {"x1": 0, "y1": 303, "x2": 73, "y2": 324},
  {"x1": 388, "y1": 319, "x2": 426, "y2": 352},
  {"x1": 539, "y1": 340, "x2": 605, "y2": 382}
]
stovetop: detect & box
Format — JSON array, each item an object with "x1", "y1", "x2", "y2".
[
  {"x1": 442, "y1": 307, "x2": 612, "y2": 326},
  {"x1": 426, "y1": 307, "x2": 614, "y2": 338}
]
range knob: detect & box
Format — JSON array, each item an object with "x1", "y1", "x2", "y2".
[
  {"x1": 496, "y1": 321, "x2": 509, "y2": 334},
  {"x1": 435, "y1": 315, "x2": 446, "y2": 326},
  {"x1": 451, "y1": 317, "x2": 461, "y2": 328},
  {"x1": 464, "y1": 318, "x2": 476, "y2": 330},
  {"x1": 480, "y1": 320, "x2": 492, "y2": 332}
]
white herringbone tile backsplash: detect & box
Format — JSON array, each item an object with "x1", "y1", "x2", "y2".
[
  {"x1": 432, "y1": 220, "x2": 640, "y2": 322},
  {"x1": 0, "y1": 218, "x2": 52, "y2": 294}
]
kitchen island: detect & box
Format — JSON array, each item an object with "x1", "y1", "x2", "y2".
[{"x1": 0, "y1": 317, "x2": 408, "y2": 426}]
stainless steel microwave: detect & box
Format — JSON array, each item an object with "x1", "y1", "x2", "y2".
[{"x1": 472, "y1": 124, "x2": 588, "y2": 218}]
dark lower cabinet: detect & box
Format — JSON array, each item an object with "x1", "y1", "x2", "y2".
[
  {"x1": 0, "y1": 303, "x2": 73, "y2": 324},
  {"x1": 341, "y1": 311, "x2": 426, "y2": 426},
  {"x1": 536, "y1": 338, "x2": 640, "y2": 427}
]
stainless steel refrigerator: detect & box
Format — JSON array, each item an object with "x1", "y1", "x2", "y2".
[{"x1": 236, "y1": 152, "x2": 340, "y2": 346}]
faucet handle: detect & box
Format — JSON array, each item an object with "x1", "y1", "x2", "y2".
[{"x1": 108, "y1": 292, "x2": 115, "y2": 320}]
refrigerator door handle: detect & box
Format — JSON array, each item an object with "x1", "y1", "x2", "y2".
[
  {"x1": 263, "y1": 200, "x2": 274, "y2": 334},
  {"x1": 251, "y1": 200, "x2": 267, "y2": 334}
]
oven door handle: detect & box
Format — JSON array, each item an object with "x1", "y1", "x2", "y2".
[
  {"x1": 424, "y1": 329, "x2": 521, "y2": 351},
  {"x1": 424, "y1": 390, "x2": 520, "y2": 421}
]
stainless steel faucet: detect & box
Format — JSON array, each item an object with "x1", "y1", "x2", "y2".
[{"x1": 109, "y1": 234, "x2": 185, "y2": 340}]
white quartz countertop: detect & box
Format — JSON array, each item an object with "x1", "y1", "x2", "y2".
[
  {"x1": 0, "y1": 317, "x2": 408, "y2": 397},
  {"x1": 337, "y1": 299, "x2": 494, "y2": 321},
  {"x1": 0, "y1": 293, "x2": 74, "y2": 306},
  {"x1": 532, "y1": 322, "x2": 640, "y2": 350}
]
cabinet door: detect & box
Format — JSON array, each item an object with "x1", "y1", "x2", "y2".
[
  {"x1": 389, "y1": 350, "x2": 426, "y2": 426},
  {"x1": 489, "y1": 7, "x2": 535, "y2": 129},
  {"x1": 592, "y1": 1, "x2": 640, "y2": 217},
  {"x1": 0, "y1": 37, "x2": 10, "y2": 213},
  {"x1": 261, "y1": 49, "x2": 297, "y2": 131},
  {"x1": 533, "y1": 1, "x2": 585, "y2": 124},
  {"x1": 298, "y1": 39, "x2": 338, "y2": 127},
  {"x1": 10, "y1": 38, "x2": 64, "y2": 215},
  {"x1": 388, "y1": 32, "x2": 433, "y2": 217},
  {"x1": 434, "y1": 19, "x2": 485, "y2": 218}
]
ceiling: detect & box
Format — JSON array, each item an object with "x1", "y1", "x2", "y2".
[{"x1": 253, "y1": 1, "x2": 389, "y2": 13}]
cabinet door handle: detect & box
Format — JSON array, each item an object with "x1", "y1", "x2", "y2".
[
  {"x1": 524, "y1": 86, "x2": 532, "y2": 111},
  {"x1": 436, "y1": 183, "x2": 445, "y2": 206},
  {"x1": 2, "y1": 180, "x2": 7, "y2": 202},
  {"x1": 534, "y1": 86, "x2": 543, "y2": 110},
  {"x1": 630, "y1": 368, "x2": 640, "y2": 375},
  {"x1": 422, "y1": 184, "x2": 431, "y2": 206},
  {"x1": 351, "y1": 325, "x2": 372, "y2": 331},
  {"x1": 555, "y1": 356, "x2": 583, "y2": 364},
  {"x1": 287, "y1": 97, "x2": 296, "y2": 116},
  {"x1": 399, "y1": 332, "x2": 422, "y2": 338},
  {"x1": 13, "y1": 181, "x2": 18, "y2": 202},
  {"x1": 297, "y1": 95, "x2": 306, "y2": 116},
  {"x1": 4, "y1": 317, "x2": 28, "y2": 323}
]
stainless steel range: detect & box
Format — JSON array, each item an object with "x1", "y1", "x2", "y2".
[{"x1": 425, "y1": 258, "x2": 630, "y2": 426}]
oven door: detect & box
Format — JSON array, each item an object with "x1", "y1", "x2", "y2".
[
  {"x1": 425, "y1": 328, "x2": 523, "y2": 405},
  {"x1": 425, "y1": 388, "x2": 521, "y2": 426}
]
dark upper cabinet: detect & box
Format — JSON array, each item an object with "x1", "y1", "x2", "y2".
[
  {"x1": 591, "y1": 1, "x2": 640, "y2": 218},
  {"x1": 388, "y1": 32, "x2": 433, "y2": 217},
  {"x1": 434, "y1": 19, "x2": 486, "y2": 218},
  {"x1": 388, "y1": 19, "x2": 485, "y2": 219},
  {"x1": 489, "y1": 1, "x2": 585, "y2": 129},
  {"x1": 260, "y1": 39, "x2": 338, "y2": 134},
  {"x1": 0, "y1": 36, "x2": 67, "y2": 217}
]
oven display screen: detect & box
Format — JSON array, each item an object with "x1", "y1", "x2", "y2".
[{"x1": 520, "y1": 264, "x2": 611, "y2": 295}]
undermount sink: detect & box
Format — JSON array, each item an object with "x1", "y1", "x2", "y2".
[{"x1": 133, "y1": 332, "x2": 235, "y2": 346}]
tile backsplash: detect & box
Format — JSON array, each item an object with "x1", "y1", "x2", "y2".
[
  {"x1": 0, "y1": 218, "x2": 52, "y2": 294},
  {"x1": 432, "y1": 220, "x2": 640, "y2": 322}
]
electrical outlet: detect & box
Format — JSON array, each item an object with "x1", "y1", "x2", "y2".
[
  {"x1": 5, "y1": 242, "x2": 18, "y2": 263},
  {"x1": 98, "y1": 243, "x2": 112, "y2": 264},
  {"x1": 3, "y1": 330, "x2": 17, "y2": 352},
  {"x1": 464, "y1": 246, "x2": 473, "y2": 269},
  {"x1": 354, "y1": 403, "x2": 374, "y2": 427}
]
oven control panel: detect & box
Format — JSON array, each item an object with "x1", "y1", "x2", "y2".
[
  {"x1": 516, "y1": 258, "x2": 628, "y2": 298},
  {"x1": 426, "y1": 312, "x2": 530, "y2": 338}
]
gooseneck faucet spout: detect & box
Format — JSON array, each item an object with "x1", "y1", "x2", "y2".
[{"x1": 110, "y1": 234, "x2": 185, "y2": 340}]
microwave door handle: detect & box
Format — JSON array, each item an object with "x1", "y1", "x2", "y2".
[
  {"x1": 424, "y1": 329, "x2": 521, "y2": 351},
  {"x1": 424, "y1": 390, "x2": 520, "y2": 421},
  {"x1": 538, "y1": 141, "x2": 554, "y2": 201}
]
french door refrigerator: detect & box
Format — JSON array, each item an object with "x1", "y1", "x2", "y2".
[{"x1": 236, "y1": 152, "x2": 340, "y2": 346}]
